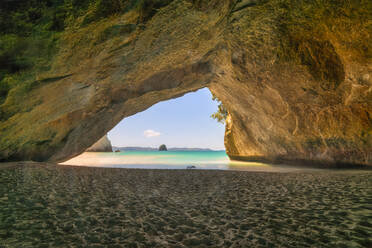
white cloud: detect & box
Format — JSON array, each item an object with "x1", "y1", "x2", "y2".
[{"x1": 143, "y1": 129, "x2": 161, "y2": 138}]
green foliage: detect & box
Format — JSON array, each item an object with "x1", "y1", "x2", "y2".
[
  {"x1": 0, "y1": 35, "x2": 31, "y2": 75},
  {"x1": 81, "y1": 0, "x2": 127, "y2": 26},
  {"x1": 80, "y1": 0, "x2": 175, "y2": 25},
  {"x1": 0, "y1": 0, "x2": 70, "y2": 83},
  {"x1": 0, "y1": 0, "x2": 177, "y2": 110},
  {"x1": 136, "y1": 0, "x2": 174, "y2": 23},
  {"x1": 0, "y1": 0, "x2": 70, "y2": 35},
  {"x1": 137, "y1": 0, "x2": 156, "y2": 23},
  {"x1": 0, "y1": 0, "x2": 120, "y2": 89},
  {"x1": 211, "y1": 95, "x2": 228, "y2": 124},
  {"x1": 0, "y1": 0, "x2": 78, "y2": 111},
  {"x1": 0, "y1": 80, "x2": 9, "y2": 105},
  {"x1": 192, "y1": 0, "x2": 234, "y2": 10},
  {"x1": 0, "y1": 0, "x2": 176, "y2": 88}
]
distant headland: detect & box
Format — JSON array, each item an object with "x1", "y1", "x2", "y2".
[{"x1": 112, "y1": 146, "x2": 224, "y2": 152}]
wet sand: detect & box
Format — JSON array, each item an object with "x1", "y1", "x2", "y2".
[{"x1": 0, "y1": 162, "x2": 371, "y2": 247}]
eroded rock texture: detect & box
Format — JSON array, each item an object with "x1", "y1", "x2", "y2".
[
  {"x1": 0, "y1": 0, "x2": 371, "y2": 165},
  {"x1": 86, "y1": 135, "x2": 112, "y2": 152}
]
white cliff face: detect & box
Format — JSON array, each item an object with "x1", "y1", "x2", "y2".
[{"x1": 86, "y1": 135, "x2": 112, "y2": 152}]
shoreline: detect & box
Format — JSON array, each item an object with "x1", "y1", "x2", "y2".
[
  {"x1": 1, "y1": 161, "x2": 371, "y2": 173},
  {"x1": 228, "y1": 155, "x2": 372, "y2": 169}
]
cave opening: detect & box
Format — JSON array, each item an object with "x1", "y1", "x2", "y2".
[{"x1": 62, "y1": 88, "x2": 230, "y2": 169}]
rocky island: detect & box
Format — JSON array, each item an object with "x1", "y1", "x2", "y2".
[
  {"x1": 159, "y1": 144, "x2": 168, "y2": 151},
  {"x1": 0, "y1": 0, "x2": 371, "y2": 167}
]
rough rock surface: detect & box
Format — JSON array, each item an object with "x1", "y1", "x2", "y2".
[
  {"x1": 0, "y1": 0, "x2": 371, "y2": 166},
  {"x1": 86, "y1": 135, "x2": 112, "y2": 152}
]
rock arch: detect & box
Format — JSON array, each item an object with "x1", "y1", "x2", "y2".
[{"x1": 0, "y1": 0, "x2": 371, "y2": 166}]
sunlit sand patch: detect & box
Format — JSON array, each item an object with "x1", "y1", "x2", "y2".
[
  {"x1": 60, "y1": 152, "x2": 321, "y2": 172},
  {"x1": 61, "y1": 152, "x2": 162, "y2": 166},
  {"x1": 228, "y1": 160, "x2": 275, "y2": 171},
  {"x1": 227, "y1": 160, "x2": 322, "y2": 172}
]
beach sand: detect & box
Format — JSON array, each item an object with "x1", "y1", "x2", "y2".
[{"x1": 0, "y1": 162, "x2": 371, "y2": 247}]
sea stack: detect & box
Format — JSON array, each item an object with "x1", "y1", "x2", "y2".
[
  {"x1": 159, "y1": 144, "x2": 167, "y2": 151},
  {"x1": 86, "y1": 135, "x2": 113, "y2": 152}
]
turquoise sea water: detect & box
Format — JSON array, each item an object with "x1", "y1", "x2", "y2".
[
  {"x1": 62, "y1": 151, "x2": 316, "y2": 172},
  {"x1": 63, "y1": 151, "x2": 229, "y2": 170}
]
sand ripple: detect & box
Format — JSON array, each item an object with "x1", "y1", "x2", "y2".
[{"x1": 0, "y1": 163, "x2": 371, "y2": 247}]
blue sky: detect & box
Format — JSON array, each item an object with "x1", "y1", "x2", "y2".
[{"x1": 108, "y1": 88, "x2": 225, "y2": 150}]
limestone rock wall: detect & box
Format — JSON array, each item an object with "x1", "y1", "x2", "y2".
[
  {"x1": 86, "y1": 135, "x2": 112, "y2": 152},
  {"x1": 0, "y1": 0, "x2": 371, "y2": 166}
]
